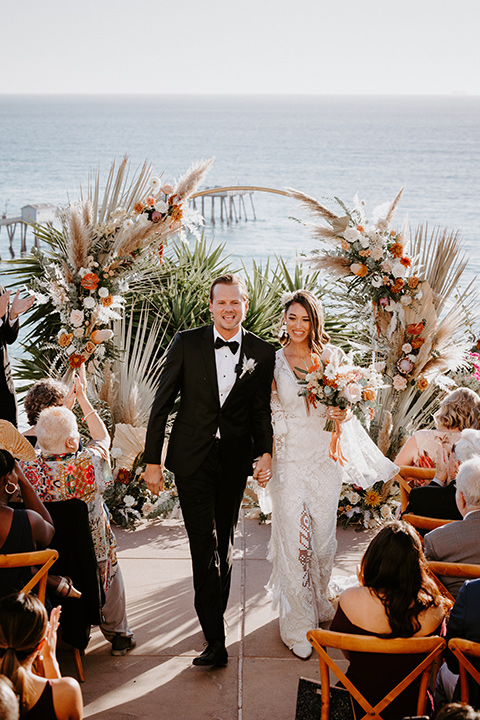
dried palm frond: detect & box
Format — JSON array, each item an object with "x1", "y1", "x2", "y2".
[
  {"x1": 174, "y1": 158, "x2": 214, "y2": 203},
  {"x1": 111, "y1": 424, "x2": 147, "y2": 469},
  {"x1": 411, "y1": 225, "x2": 468, "y2": 312},
  {"x1": 108, "y1": 305, "x2": 167, "y2": 427},
  {"x1": 376, "y1": 410, "x2": 393, "y2": 455},
  {"x1": 304, "y1": 254, "x2": 351, "y2": 278},
  {"x1": 284, "y1": 187, "x2": 340, "y2": 223}
]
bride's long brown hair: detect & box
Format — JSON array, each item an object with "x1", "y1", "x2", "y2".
[{"x1": 280, "y1": 290, "x2": 330, "y2": 356}]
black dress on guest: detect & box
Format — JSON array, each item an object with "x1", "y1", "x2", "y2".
[
  {"x1": 0, "y1": 510, "x2": 35, "y2": 597},
  {"x1": 330, "y1": 604, "x2": 444, "y2": 720}
]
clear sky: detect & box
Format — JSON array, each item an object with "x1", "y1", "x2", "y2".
[{"x1": 1, "y1": 0, "x2": 479, "y2": 95}]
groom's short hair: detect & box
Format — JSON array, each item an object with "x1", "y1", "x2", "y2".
[{"x1": 209, "y1": 274, "x2": 248, "y2": 302}]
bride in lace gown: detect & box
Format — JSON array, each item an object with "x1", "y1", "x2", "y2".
[{"x1": 262, "y1": 291, "x2": 398, "y2": 659}]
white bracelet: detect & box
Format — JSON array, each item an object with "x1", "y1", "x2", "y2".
[{"x1": 83, "y1": 409, "x2": 96, "y2": 421}]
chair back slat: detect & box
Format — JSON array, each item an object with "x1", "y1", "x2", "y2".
[
  {"x1": 0, "y1": 549, "x2": 59, "y2": 605},
  {"x1": 449, "y1": 638, "x2": 480, "y2": 705},
  {"x1": 307, "y1": 629, "x2": 446, "y2": 720}
]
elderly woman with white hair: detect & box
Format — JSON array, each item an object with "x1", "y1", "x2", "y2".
[{"x1": 20, "y1": 369, "x2": 135, "y2": 657}]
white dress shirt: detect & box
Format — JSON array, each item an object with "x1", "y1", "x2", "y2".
[{"x1": 213, "y1": 327, "x2": 242, "y2": 407}]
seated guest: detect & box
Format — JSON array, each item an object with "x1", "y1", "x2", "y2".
[
  {"x1": 436, "y1": 578, "x2": 480, "y2": 709},
  {"x1": 0, "y1": 448, "x2": 55, "y2": 597},
  {"x1": 21, "y1": 368, "x2": 136, "y2": 657},
  {"x1": 330, "y1": 520, "x2": 449, "y2": 720},
  {"x1": 23, "y1": 378, "x2": 73, "y2": 446},
  {"x1": 0, "y1": 593, "x2": 82, "y2": 719},
  {"x1": 397, "y1": 389, "x2": 480, "y2": 519},
  {"x1": 437, "y1": 704, "x2": 480, "y2": 720},
  {"x1": 424, "y1": 457, "x2": 480, "y2": 598},
  {"x1": 0, "y1": 675, "x2": 19, "y2": 720}
]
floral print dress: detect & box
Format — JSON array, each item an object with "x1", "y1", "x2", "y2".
[{"x1": 21, "y1": 439, "x2": 118, "y2": 592}]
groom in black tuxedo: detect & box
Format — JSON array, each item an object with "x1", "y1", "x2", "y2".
[{"x1": 144, "y1": 274, "x2": 275, "y2": 667}]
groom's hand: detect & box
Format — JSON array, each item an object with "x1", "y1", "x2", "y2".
[
  {"x1": 144, "y1": 464, "x2": 165, "y2": 495},
  {"x1": 253, "y1": 453, "x2": 272, "y2": 487}
]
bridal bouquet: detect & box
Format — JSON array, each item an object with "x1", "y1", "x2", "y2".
[{"x1": 298, "y1": 346, "x2": 384, "y2": 463}]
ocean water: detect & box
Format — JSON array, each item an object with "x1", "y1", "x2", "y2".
[
  {"x1": 1, "y1": 94, "x2": 479, "y2": 274},
  {"x1": 1, "y1": 94, "x2": 480, "y2": 365}
]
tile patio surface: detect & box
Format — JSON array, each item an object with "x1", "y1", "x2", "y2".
[{"x1": 58, "y1": 513, "x2": 376, "y2": 720}]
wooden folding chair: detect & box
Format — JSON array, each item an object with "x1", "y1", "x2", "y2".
[
  {"x1": 0, "y1": 549, "x2": 58, "y2": 604},
  {"x1": 395, "y1": 466, "x2": 436, "y2": 512},
  {"x1": 448, "y1": 638, "x2": 480, "y2": 705},
  {"x1": 426, "y1": 561, "x2": 480, "y2": 602},
  {"x1": 307, "y1": 628, "x2": 446, "y2": 720},
  {"x1": 403, "y1": 513, "x2": 455, "y2": 537}
]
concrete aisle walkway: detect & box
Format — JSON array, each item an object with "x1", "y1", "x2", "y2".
[{"x1": 69, "y1": 513, "x2": 376, "y2": 720}]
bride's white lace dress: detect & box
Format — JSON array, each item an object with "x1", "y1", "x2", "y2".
[{"x1": 263, "y1": 347, "x2": 398, "y2": 649}]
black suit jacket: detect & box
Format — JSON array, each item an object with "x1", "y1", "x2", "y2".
[
  {"x1": 0, "y1": 284, "x2": 19, "y2": 424},
  {"x1": 445, "y1": 578, "x2": 480, "y2": 708},
  {"x1": 144, "y1": 325, "x2": 275, "y2": 478},
  {"x1": 404, "y1": 480, "x2": 462, "y2": 521}
]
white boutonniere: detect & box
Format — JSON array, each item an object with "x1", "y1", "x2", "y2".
[{"x1": 239, "y1": 355, "x2": 257, "y2": 379}]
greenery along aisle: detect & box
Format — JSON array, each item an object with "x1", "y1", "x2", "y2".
[{"x1": 7, "y1": 169, "x2": 479, "y2": 529}]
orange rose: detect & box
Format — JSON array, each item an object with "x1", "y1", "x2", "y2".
[
  {"x1": 350, "y1": 263, "x2": 368, "y2": 277},
  {"x1": 362, "y1": 387, "x2": 376, "y2": 401},
  {"x1": 146, "y1": 196, "x2": 155, "y2": 206},
  {"x1": 400, "y1": 256, "x2": 411, "y2": 268},
  {"x1": 406, "y1": 322, "x2": 424, "y2": 335},
  {"x1": 58, "y1": 332, "x2": 73, "y2": 348},
  {"x1": 80, "y1": 273, "x2": 99, "y2": 291},
  {"x1": 391, "y1": 278, "x2": 405, "y2": 293},
  {"x1": 115, "y1": 468, "x2": 131, "y2": 485},
  {"x1": 134, "y1": 202, "x2": 145, "y2": 214},
  {"x1": 411, "y1": 336, "x2": 425, "y2": 349},
  {"x1": 85, "y1": 341, "x2": 96, "y2": 355},
  {"x1": 390, "y1": 230, "x2": 397, "y2": 237},
  {"x1": 390, "y1": 242, "x2": 404, "y2": 258},
  {"x1": 408, "y1": 276, "x2": 419, "y2": 289},
  {"x1": 416, "y1": 377, "x2": 429, "y2": 391},
  {"x1": 341, "y1": 240, "x2": 349, "y2": 250},
  {"x1": 69, "y1": 353, "x2": 86, "y2": 369},
  {"x1": 101, "y1": 294, "x2": 113, "y2": 307}
]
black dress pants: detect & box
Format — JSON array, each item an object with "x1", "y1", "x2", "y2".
[{"x1": 175, "y1": 441, "x2": 247, "y2": 644}]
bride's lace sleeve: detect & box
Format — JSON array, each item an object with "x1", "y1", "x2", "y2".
[{"x1": 271, "y1": 388, "x2": 288, "y2": 482}]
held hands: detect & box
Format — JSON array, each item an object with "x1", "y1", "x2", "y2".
[
  {"x1": 253, "y1": 453, "x2": 272, "y2": 488},
  {"x1": 144, "y1": 464, "x2": 165, "y2": 495}
]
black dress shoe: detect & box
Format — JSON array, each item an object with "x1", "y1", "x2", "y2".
[{"x1": 192, "y1": 641, "x2": 228, "y2": 667}]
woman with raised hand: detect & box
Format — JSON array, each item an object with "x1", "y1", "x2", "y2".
[{"x1": 0, "y1": 593, "x2": 82, "y2": 719}]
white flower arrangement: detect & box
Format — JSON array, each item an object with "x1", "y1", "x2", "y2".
[{"x1": 26, "y1": 157, "x2": 213, "y2": 373}]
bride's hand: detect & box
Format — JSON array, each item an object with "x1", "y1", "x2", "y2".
[{"x1": 328, "y1": 407, "x2": 350, "y2": 423}]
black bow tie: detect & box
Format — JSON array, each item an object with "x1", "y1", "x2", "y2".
[{"x1": 214, "y1": 337, "x2": 239, "y2": 354}]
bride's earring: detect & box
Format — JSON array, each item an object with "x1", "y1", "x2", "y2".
[
  {"x1": 5, "y1": 479, "x2": 19, "y2": 495},
  {"x1": 279, "y1": 321, "x2": 288, "y2": 342}
]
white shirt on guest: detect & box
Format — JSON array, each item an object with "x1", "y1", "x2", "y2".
[{"x1": 213, "y1": 327, "x2": 242, "y2": 407}]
